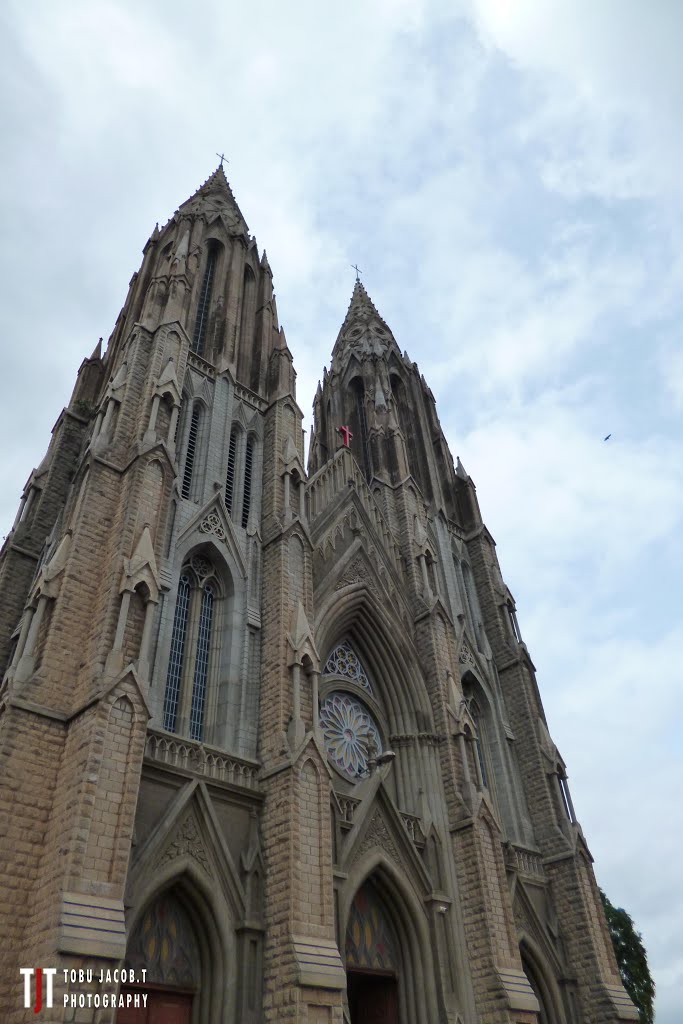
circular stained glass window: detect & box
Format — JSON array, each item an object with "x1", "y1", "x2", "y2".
[{"x1": 320, "y1": 692, "x2": 382, "y2": 781}]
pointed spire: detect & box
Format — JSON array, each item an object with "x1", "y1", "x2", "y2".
[
  {"x1": 178, "y1": 164, "x2": 249, "y2": 236},
  {"x1": 90, "y1": 338, "x2": 102, "y2": 361},
  {"x1": 338, "y1": 280, "x2": 389, "y2": 337},
  {"x1": 331, "y1": 280, "x2": 400, "y2": 373},
  {"x1": 274, "y1": 326, "x2": 290, "y2": 353},
  {"x1": 456, "y1": 456, "x2": 468, "y2": 480}
]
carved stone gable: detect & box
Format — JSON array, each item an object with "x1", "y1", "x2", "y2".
[
  {"x1": 335, "y1": 556, "x2": 380, "y2": 598},
  {"x1": 158, "y1": 813, "x2": 210, "y2": 876},
  {"x1": 459, "y1": 642, "x2": 476, "y2": 671},
  {"x1": 355, "y1": 810, "x2": 402, "y2": 870}
]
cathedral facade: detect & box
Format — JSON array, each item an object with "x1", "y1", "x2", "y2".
[{"x1": 0, "y1": 168, "x2": 637, "y2": 1024}]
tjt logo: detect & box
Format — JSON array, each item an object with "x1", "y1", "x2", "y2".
[{"x1": 19, "y1": 969, "x2": 57, "y2": 1013}]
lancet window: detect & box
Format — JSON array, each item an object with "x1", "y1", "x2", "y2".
[
  {"x1": 192, "y1": 244, "x2": 218, "y2": 356},
  {"x1": 223, "y1": 424, "x2": 258, "y2": 529},
  {"x1": 350, "y1": 377, "x2": 370, "y2": 480},
  {"x1": 162, "y1": 553, "x2": 220, "y2": 741},
  {"x1": 468, "y1": 697, "x2": 490, "y2": 790}
]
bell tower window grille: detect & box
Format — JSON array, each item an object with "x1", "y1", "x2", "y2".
[
  {"x1": 225, "y1": 429, "x2": 237, "y2": 515},
  {"x1": 241, "y1": 435, "x2": 254, "y2": 528},
  {"x1": 181, "y1": 405, "x2": 201, "y2": 499},
  {"x1": 192, "y1": 246, "x2": 218, "y2": 356}
]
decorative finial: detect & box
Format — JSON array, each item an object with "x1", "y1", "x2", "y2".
[
  {"x1": 216, "y1": 152, "x2": 228, "y2": 169},
  {"x1": 351, "y1": 263, "x2": 362, "y2": 282}
]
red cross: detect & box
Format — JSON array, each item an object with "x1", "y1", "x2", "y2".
[{"x1": 337, "y1": 425, "x2": 353, "y2": 447}]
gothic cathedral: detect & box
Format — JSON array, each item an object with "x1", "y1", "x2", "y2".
[{"x1": 0, "y1": 168, "x2": 637, "y2": 1024}]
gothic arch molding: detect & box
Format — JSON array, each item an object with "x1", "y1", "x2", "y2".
[
  {"x1": 125, "y1": 861, "x2": 237, "y2": 1024},
  {"x1": 316, "y1": 584, "x2": 433, "y2": 736},
  {"x1": 519, "y1": 933, "x2": 567, "y2": 1024},
  {"x1": 340, "y1": 853, "x2": 440, "y2": 1023},
  {"x1": 151, "y1": 537, "x2": 245, "y2": 745}
]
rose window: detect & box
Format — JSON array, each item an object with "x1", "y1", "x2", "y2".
[{"x1": 320, "y1": 692, "x2": 382, "y2": 780}]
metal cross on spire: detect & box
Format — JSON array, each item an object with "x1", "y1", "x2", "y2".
[
  {"x1": 351, "y1": 263, "x2": 362, "y2": 281},
  {"x1": 216, "y1": 152, "x2": 228, "y2": 169}
]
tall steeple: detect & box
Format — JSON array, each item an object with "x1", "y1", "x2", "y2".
[
  {"x1": 309, "y1": 281, "x2": 469, "y2": 524},
  {"x1": 330, "y1": 280, "x2": 400, "y2": 373},
  {"x1": 175, "y1": 163, "x2": 250, "y2": 238},
  {"x1": 105, "y1": 163, "x2": 279, "y2": 397}
]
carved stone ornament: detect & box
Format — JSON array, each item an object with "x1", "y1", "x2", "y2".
[
  {"x1": 199, "y1": 511, "x2": 227, "y2": 543},
  {"x1": 335, "y1": 557, "x2": 380, "y2": 597},
  {"x1": 355, "y1": 810, "x2": 402, "y2": 871},
  {"x1": 158, "y1": 814, "x2": 210, "y2": 875},
  {"x1": 459, "y1": 642, "x2": 476, "y2": 670}
]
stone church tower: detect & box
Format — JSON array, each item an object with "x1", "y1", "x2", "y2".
[{"x1": 0, "y1": 167, "x2": 637, "y2": 1024}]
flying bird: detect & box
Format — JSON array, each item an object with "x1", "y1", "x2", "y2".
[{"x1": 603, "y1": 434, "x2": 611, "y2": 441}]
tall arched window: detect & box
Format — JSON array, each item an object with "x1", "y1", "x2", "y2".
[
  {"x1": 350, "y1": 377, "x2": 370, "y2": 481},
  {"x1": 390, "y1": 372, "x2": 432, "y2": 498},
  {"x1": 181, "y1": 404, "x2": 202, "y2": 499},
  {"x1": 192, "y1": 245, "x2": 219, "y2": 356},
  {"x1": 241, "y1": 435, "x2": 255, "y2": 528},
  {"x1": 162, "y1": 553, "x2": 220, "y2": 741},
  {"x1": 237, "y1": 266, "x2": 257, "y2": 384},
  {"x1": 468, "y1": 697, "x2": 490, "y2": 789}
]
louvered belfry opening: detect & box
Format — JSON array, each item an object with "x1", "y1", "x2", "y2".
[
  {"x1": 181, "y1": 405, "x2": 201, "y2": 499},
  {"x1": 241, "y1": 435, "x2": 254, "y2": 528},
  {"x1": 225, "y1": 429, "x2": 238, "y2": 515}
]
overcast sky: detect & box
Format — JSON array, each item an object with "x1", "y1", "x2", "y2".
[{"x1": 1, "y1": 1, "x2": 681, "y2": 1017}]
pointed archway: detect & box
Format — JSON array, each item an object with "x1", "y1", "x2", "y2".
[
  {"x1": 345, "y1": 879, "x2": 400, "y2": 1024},
  {"x1": 117, "y1": 887, "x2": 199, "y2": 1023},
  {"x1": 117, "y1": 864, "x2": 234, "y2": 1024},
  {"x1": 520, "y1": 937, "x2": 567, "y2": 1024},
  {"x1": 341, "y1": 861, "x2": 439, "y2": 1024}
]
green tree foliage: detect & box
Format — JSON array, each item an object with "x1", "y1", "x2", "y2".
[{"x1": 600, "y1": 888, "x2": 655, "y2": 1023}]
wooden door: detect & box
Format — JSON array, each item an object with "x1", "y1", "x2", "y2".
[
  {"x1": 117, "y1": 987, "x2": 193, "y2": 1024},
  {"x1": 348, "y1": 971, "x2": 399, "y2": 1024}
]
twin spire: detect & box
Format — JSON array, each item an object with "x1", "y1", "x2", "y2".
[{"x1": 179, "y1": 164, "x2": 399, "y2": 369}]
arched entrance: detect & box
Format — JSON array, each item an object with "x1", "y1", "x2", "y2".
[
  {"x1": 117, "y1": 889, "x2": 200, "y2": 1023},
  {"x1": 520, "y1": 941, "x2": 566, "y2": 1024},
  {"x1": 345, "y1": 881, "x2": 400, "y2": 1024}
]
